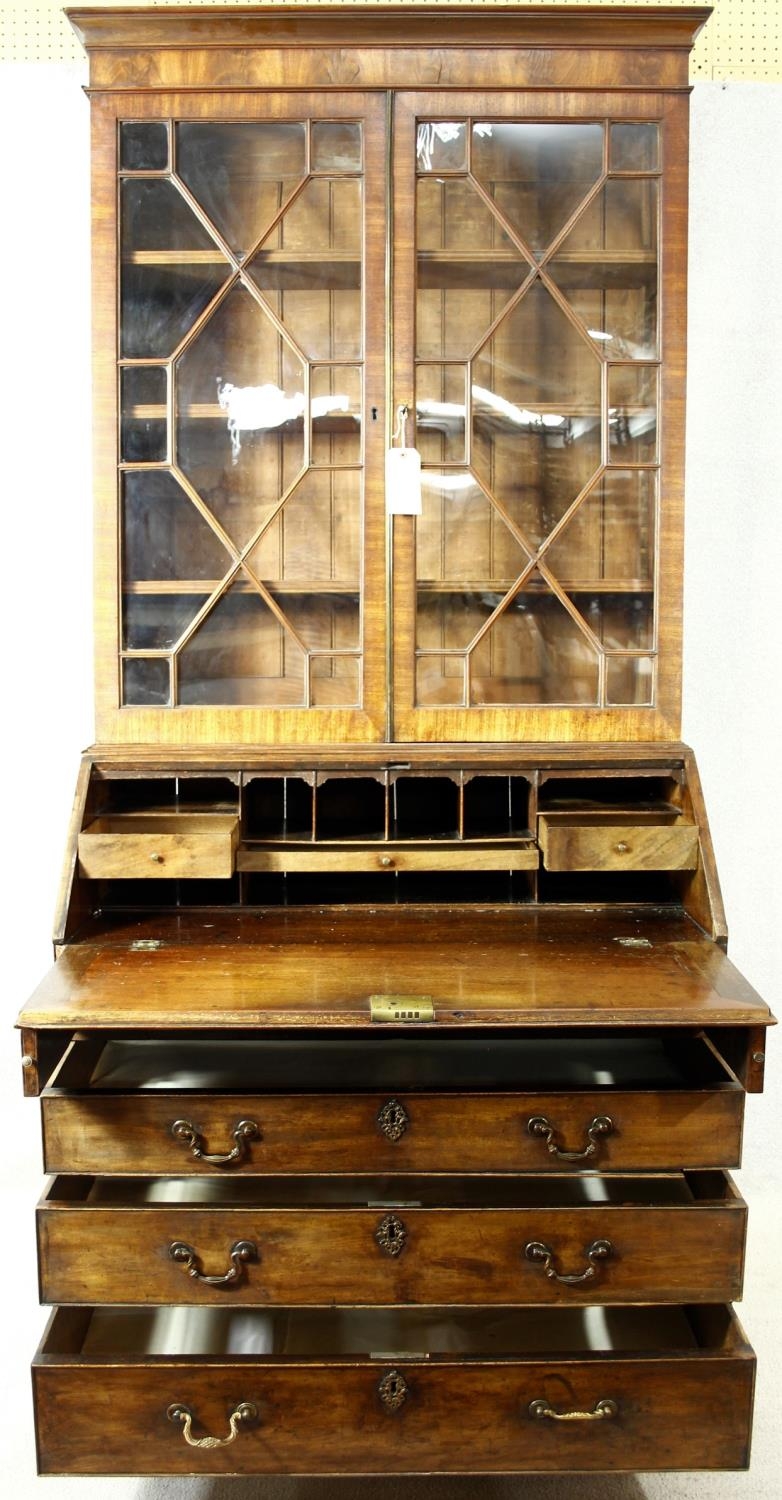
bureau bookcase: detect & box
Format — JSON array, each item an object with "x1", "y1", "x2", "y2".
[{"x1": 18, "y1": 5, "x2": 773, "y2": 1479}]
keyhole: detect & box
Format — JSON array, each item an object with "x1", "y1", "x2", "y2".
[{"x1": 371, "y1": 406, "x2": 378, "y2": 420}]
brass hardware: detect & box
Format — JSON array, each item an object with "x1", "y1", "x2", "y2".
[
  {"x1": 150, "y1": 851, "x2": 164, "y2": 862},
  {"x1": 753, "y1": 1051, "x2": 765, "y2": 1063},
  {"x1": 378, "y1": 1369, "x2": 410, "y2": 1413},
  {"x1": 166, "y1": 1401, "x2": 258, "y2": 1448},
  {"x1": 614, "y1": 841, "x2": 630, "y2": 854},
  {"x1": 379, "y1": 854, "x2": 393, "y2": 867},
  {"x1": 171, "y1": 1118, "x2": 260, "y2": 1166},
  {"x1": 370, "y1": 994, "x2": 434, "y2": 1022},
  {"x1": 527, "y1": 1113, "x2": 614, "y2": 1162},
  {"x1": 21, "y1": 1054, "x2": 33, "y2": 1069},
  {"x1": 529, "y1": 1397, "x2": 618, "y2": 1423},
  {"x1": 169, "y1": 1239, "x2": 258, "y2": 1286},
  {"x1": 377, "y1": 1098, "x2": 410, "y2": 1142},
  {"x1": 524, "y1": 1237, "x2": 614, "y2": 1286},
  {"x1": 375, "y1": 1212, "x2": 407, "y2": 1257}
]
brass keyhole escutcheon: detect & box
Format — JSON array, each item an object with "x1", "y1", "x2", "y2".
[
  {"x1": 375, "y1": 1212, "x2": 407, "y2": 1257},
  {"x1": 378, "y1": 1369, "x2": 410, "y2": 1413},
  {"x1": 377, "y1": 1098, "x2": 409, "y2": 1142}
]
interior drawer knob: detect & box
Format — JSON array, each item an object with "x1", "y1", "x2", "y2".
[
  {"x1": 169, "y1": 1238, "x2": 258, "y2": 1287},
  {"x1": 166, "y1": 1401, "x2": 258, "y2": 1448},
  {"x1": 149, "y1": 851, "x2": 164, "y2": 863},
  {"x1": 375, "y1": 1212, "x2": 408, "y2": 1257},
  {"x1": 376, "y1": 1098, "x2": 410, "y2": 1141},
  {"x1": 529, "y1": 1397, "x2": 618, "y2": 1423},
  {"x1": 614, "y1": 841, "x2": 631, "y2": 854},
  {"x1": 171, "y1": 1117, "x2": 260, "y2": 1167},
  {"x1": 527, "y1": 1113, "x2": 614, "y2": 1162},
  {"x1": 524, "y1": 1237, "x2": 614, "y2": 1286}
]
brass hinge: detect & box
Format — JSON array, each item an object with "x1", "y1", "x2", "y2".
[{"x1": 370, "y1": 994, "x2": 434, "y2": 1023}]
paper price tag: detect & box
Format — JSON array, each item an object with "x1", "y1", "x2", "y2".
[{"x1": 386, "y1": 446, "x2": 422, "y2": 515}]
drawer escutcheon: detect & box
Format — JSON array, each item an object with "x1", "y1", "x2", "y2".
[{"x1": 376, "y1": 1098, "x2": 410, "y2": 1142}]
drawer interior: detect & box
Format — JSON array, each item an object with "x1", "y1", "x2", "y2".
[
  {"x1": 39, "y1": 1303, "x2": 747, "y2": 1362},
  {"x1": 49, "y1": 1029, "x2": 740, "y2": 1094}
]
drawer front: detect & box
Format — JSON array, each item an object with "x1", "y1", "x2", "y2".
[
  {"x1": 77, "y1": 816, "x2": 238, "y2": 879},
  {"x1": 538, "y1": 818, "x2": 699, "y2": 872},
  {"x1": 38, "y1": 1196, "x2": 747, "y2": 1307},
  {"x1": 41, "y1": 1087, "x2": 745, "y2": 1175},
  {"x1": 33, "y1": 1349, "x2": 754, "y2": 1475}
]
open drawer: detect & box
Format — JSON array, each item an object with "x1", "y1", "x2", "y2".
[
  {"x1": 33, "y1": 1303, "x2": 755, "y2": 1474},
  {"x1": 538, "y1": 811, "x2": 699, "y2": 872},
  {"x1": 77, "y1": 813, "x2": 239, "y2": 879},
  {"x1": 37, "y1": 1170, "x2": 747, "y2": 1307},
  {"x1": 40, "y1": 1030, "x2": 746, "y2": 1174}
]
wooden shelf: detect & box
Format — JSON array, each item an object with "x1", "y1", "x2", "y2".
[
  {"x1": 417, "y1": 249, "x2": 656, "y2": 291},
  {"x1": 417, "y1": 580, "x2": 654, "y2": 594},
  {"x1": 123, "y1": 580, "x2": 360, "y2": 595}
]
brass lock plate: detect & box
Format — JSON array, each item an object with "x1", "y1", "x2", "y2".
[{"x1": 370, "y1": 994, "x2": 435, "y2": 1023}]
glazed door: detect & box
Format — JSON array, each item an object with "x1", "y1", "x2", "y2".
[
  {"x1": 97, "y1": 92, "x2": 387, "y2": 745},
  {"x1": 391, "y1": 92, "x2": 685, "y2": 743}
]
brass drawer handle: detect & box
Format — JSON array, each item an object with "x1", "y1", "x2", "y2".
[
  {"x1": 166, "y1": 1401, "x2": 258, "y2": 1448},
  {"x1": 169, "y1": 1238, "x2": 258, "y2": 1286},
  {"x1": 375, "y1": 1212, "x2": 407, "y2": 1257},
  {"x1": 377, "y1": 1098, "x2": 409, "y2": 1141},
  {"x1": 378, "y1": 1369, "x2": 410, "y2": 1413},
  {"x1": 527, "y1": 1113, "x2": 614, "y2": 1162},
  {"x1": 529, "y1": 1397, "x2": 618, "y2": 1423},
  {"x1": 524, "y1": 1237, "x2": 614, "y2": 1286},
  {"x1": 171, "y1": 1118, "x2": 260, "y2": 1166}
]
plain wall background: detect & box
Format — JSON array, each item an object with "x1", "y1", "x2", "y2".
[{"x1": 0, "y1": 65, "x2": 780, "y2": 1496}]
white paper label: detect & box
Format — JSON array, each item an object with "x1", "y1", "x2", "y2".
[{"x1": 386, "y1": 446, "x2": 422, "y2": 515}]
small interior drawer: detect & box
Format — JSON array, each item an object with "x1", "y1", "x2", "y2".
[
  {"x1": 33, "y1": 1303, "x2": 755, "y2": 1475},
  {"x1": 538, "y1": 811, "x2": 699, "y2": 872},
  {"x1": 78, "y1": 814, "x2": 239, "y2": 879}
]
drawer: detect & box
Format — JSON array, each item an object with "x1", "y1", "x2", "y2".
[
  {"x1": 538, "y1": 813, "x2": 698, "y2": 872},
  {"x1": 33, "y1": 1303, "x2": 755, "y2": 1474},
  {"x1": 38, "y1": 1171, "x2": 747, "y2": 1307},
  {"x1": 41, "y1": 1032, "x2": 745, "y2": 1175},
  {"x1": 77, "y1": 814, "x2": 239, "y2": 879}
]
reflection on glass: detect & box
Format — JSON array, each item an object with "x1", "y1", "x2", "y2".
[
  {"x1": 311, "y1": 655, "x2": 360, "y2": 707},
  {"x1": 471, "y1": 281, "x2": 602, "y2": 547},
  {"x1": 176, "y1": 285, "x2": 306, "y2": 550},
  {"x1": 543, "y1": 470, "x2": 656, "y2": 587},
  {"x1": 568, "y1": 592, "x2": 653, "y2": 651},
  {"x1": 122, "y1": 657, "x2": 170, "y2": 706},
  {"x1": 416, "y1": 472, "x2": 528, "y2": 593},
  {"x1": 469, "y1": 583, "x2": 600, "y2": 704},
  {"x1": 610, "y1": 123, "x2": 659, "y2": 172},
  {"x1": 609, "y1": 365, "x2": 658, "y2": 462},
  {"x1": 123, "y1": 594, "x2": 203, "y2": 650},
  {"x1": 416, "y1": 121, "x2": 467, "y2": 173},
  {"x1": 311, "y1": 366, "x2": 362, "y2": 465},
  {"x1": 121, "y1": 179, "x2": 229, "y2": 358},
  {"x1": 178, "y1": 583, "x2": 307, "y2": 706},
  {"x1": 417, "y1": 592, "x2": 502, "y2": 657},
  {"x1": 548, "y1": 179, "x2": 658, "y2": 359},
  {"x1": 311, "y1": 121, "x2": 362, "y2": 173},
  {"x1": 416, "y1": 653, "x2": 466, "y2": 707},
  {"x1": 176, "y1": 122, "x2": 307, "y2": 257},
  {"x1": 249, "y1": 470, "x2": 360, "y2": 585},
  {"x1": 121, "y1": 366, "x2": 167, "y2": 462},
  {"x1": 248, "y1": 178, "x2": 362, "y2": 360},
  {"x1": 416, "y1": 177, "x2": 528, "y2": 359},
  {"x1": 123, "y1": 471, "x2": 232, "y2": 583},
  {"x1": 120, "y1": 122, "x2": 168, "y2": 172},
  {"x1": 471, "y1": 122, "x2": 604, "y2": 254},
  {"x1": 415, "y1": 365, "x2": 466, "y2": 464},
  {"x1": 283, "y1": 593, "x2": 360, "y2": 652},
  {"x1": 606, "y1": 654, "x2": 655, "y2": 705}
]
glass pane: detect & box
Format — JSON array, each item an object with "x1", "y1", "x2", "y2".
[
  {"x1": 471, "y1": 122, "x2": 604, "y2": 255},
  {"x1": 121, "y1": 366, "x2": 167, "y2": 462},
  {"x1": 416, "y1": 365, "x2": 466, "y2": 464},
  {"x1": 311, "y1": 655, "x2": 360, "y2": 707},
  {"x1": 416, "y1": 653, "x2": 466, "y2": 706},
  {"x1": 176, "y1": 122, "x2": 307, "y2": 258},
  {"x1": 606, "y1": 654, "x2": 655, "y2": 705},
  {"x1": 122, "y1": 657, "x2": 170, "y2": 706},
  {"x1": 311, "y1": 366, "x2": 361, "y2": 465},
  {"x1": 248, "y1": 470, "x2": 360, "y2": 585},
  {"x1": 549, "y1": 179, "x2": 658, "y2": 359},
  {"x1": 176, "y1": 285, "x2": 306, "y2": 550},
  {"x1": 609, "y1": 366, "x2": 658, "y2": 462},
  {"x1": 472, "y1": 281, "x2": 602, "y2": 548},
  {"x1": 416, "y1": 121, "x2": 467, "y2": 173},
  {"x1": 543, "y1": 471, "x2": 656, "y2": 587},
  {"x1": 469, "y1": 582, "x2": 600, "y2": 704},
  {"x1": 123, "y1": 593, "x2": 204, "y2": 650},
  {"x1": 121, "y1": 179, "x2": 229, "y2": 359},
  {"x1": 247, "y1": 178, "x2": 362, "y2": 360},
  {"x1": 177, "y1": 583, "x2": 306, "y2": 706},
  {"x1": 122, "y1": 471, "x2": 233, "y2": 583},
  {"x1": 283, "y1": 593, "x2": 360, "y2": 652},
  {"x1": 417, "y1": 591, "x2": 500, "y2": 656},
  {"x1": 416, "y1": 177, "x2": 528, "y2": 360},
  {"x1": 569, "y1": 593, "x2": 654, "y2": 651},
  {"x1": 610, "y1": 124, "x2": 659, "y2": 172},
  {"x1": 120, "y1": 122, "x2": 168, "y2": 172},
  {"x1": 416, "y1": 471, "x2": 529, "y2": 599},
  {"x1": 311, "y1": 121, "x2": 362, "y2": 172}
]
